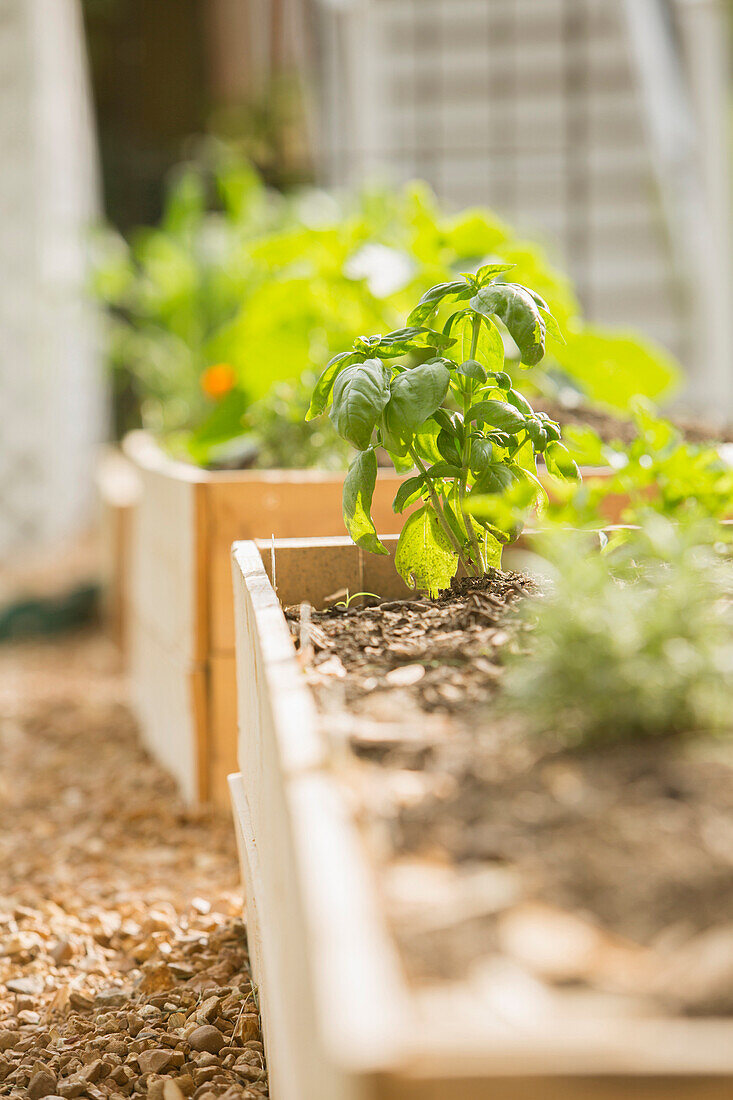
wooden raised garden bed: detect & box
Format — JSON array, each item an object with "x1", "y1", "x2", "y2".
[
  {"x1": 122, "y1": 424, "x2": 613, "y2": 809},
  {"x1": 229, "y1": 536, "x2": 733, "y2": 1100},
  {"x1": 121, "y1": 432, "x2": 408, "y2": 808}
]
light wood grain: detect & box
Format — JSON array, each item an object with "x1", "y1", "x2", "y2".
[{"x1": 122, "y1": 432, "x2": 408, "y2": 809}]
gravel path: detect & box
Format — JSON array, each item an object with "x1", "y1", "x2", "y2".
[{"x1": 0, "y1": 632, "x2": 268, "y2": 1099}]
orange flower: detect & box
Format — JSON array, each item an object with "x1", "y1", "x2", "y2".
[{"x1": 201, "y1": 363, "x2": 236, "y2": 400}]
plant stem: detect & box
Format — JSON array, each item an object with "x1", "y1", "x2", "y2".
[
  {"x1": 458, "y1": 312, "x2": 486, "y2": 573},
  {"x1": 469, "y1": 312, "x2": 481, "y2": 361},
  {"x1": 408, "y1": 445, "x2": 473, "y2": 572},
  {"x1": 459, "y1": 480, "x2": 485, "y2": 572}
]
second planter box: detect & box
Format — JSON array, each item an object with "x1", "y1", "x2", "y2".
[{"x1": 123, "y1": 431, "x2": 408, "y2": 808}]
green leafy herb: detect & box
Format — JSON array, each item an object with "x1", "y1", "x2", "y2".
[
  {"x1": 309, "y1": 269, "x2": 580, "y2": 594},
  {"x1": 342, "y1": 447, "x2": 388, "y2": 555}
]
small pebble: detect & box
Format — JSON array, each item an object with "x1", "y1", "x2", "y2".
[
  {"x1": 28, "y1": 1069, "x2": 58, "y2": 1099},
  {"x1": 0, "y1": 636, "x2": 268, "y2": 1098},
  {"x1": 188, "y1": 1026, "x2": 225, "y2": 1054},
  {"x1": 138, "y1": 1049, "x2": 172, "y2": 1074}
]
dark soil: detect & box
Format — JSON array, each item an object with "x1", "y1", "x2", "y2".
[{"x1": 292, "y1": 577, "x2": 733, "y2": 1018}]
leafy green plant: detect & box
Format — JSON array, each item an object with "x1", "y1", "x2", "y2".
[
  {"x1": 184, "y1": 373, "x2": 351, "y2": 470},
  {"x1": 502, "y1": 517, "x2": 733, "y2": 746},
  {"x1": 95, "y1": 149, "x2": 680, "y2": 469},
  {"x1": 548, "y1": 401, "x2": 733, "y2": 527},
  {"x1": 308, "y1": 267, "x2": 580, "y2": 594}
]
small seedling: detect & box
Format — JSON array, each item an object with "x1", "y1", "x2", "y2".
[
  {"x1": 333, "y1": 590, "x2": 382, "y2": 610},
  {"x1": 308, "y1": 266, "x2": 579, "y2": 594}
]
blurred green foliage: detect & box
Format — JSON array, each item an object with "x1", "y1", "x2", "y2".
[
  {"x1": 502, "y1": 517, "x2": 733, "y2": 746},
  {"x1": 94, "y1": 149, "x2": 681, "y2": 469},
  {"x1": 547, "y1": 401, "x2": 733, "y2": 526}
]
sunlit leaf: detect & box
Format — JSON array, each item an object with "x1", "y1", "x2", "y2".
[
  {"x1": 395, "y1": 505, "x2": 458, "y2": 596},
  {"x1": 330, "y1": 359, "x2": 392, "y2": 450},
  {"x1": 471, "y1": 283, "x2": 546, "y2": 366},
  {"x1": 343, "y1": 448, "x2": 388, "y2": 554}
]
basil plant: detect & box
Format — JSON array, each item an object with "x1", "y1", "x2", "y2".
[{"x1": 307, "y1": 265, "x2": 580, "y2": 595}]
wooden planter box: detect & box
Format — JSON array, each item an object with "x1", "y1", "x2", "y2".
[
  {"x1": 229, "y1": 537, "x2": 733, "y2": 1100},
  {"x1": 96, "y1": 447, "x2": 141, "y2": 656},
  {"x1": 122, "y1": 432, "x2": 408, "y2": 808}
]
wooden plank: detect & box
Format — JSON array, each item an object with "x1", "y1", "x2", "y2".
[
  {"x1": 206, "y1": 469, "x2": 406, "y2": 654},
  {"x1": 124, "y1": 460, "x2": 198, "y2": 659},
  {"x1": 123, "y1": 432, "x2": 410, "y2": 807},
  {"x1": 253, "y1": 535, "x2": 409, "y2": 609},
  {"x1": 207, "y1": 652, "x2": 238, "y2": 811},
  {"x1": 95, "y1": 448, "x2": 140, "y2": 656},
  {"x1": 127, "y1": 609, "x2": 201, "y2": 806},
  {"x1": 375, "y1": 1075, "x2": 733, "y2": 1100}
]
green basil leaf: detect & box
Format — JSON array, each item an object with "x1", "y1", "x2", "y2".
[
  {"x1": 513, "y1": 437, "x2": 539, "y2": 479},
  {"x1": 395, "y1": 505, "x2": 458, "y2": 597},
  {"x1": 506, "y1": 389, "x2": 534, "y2": 416},
  {"x1": 545, "y1": 440, "x2": 581, "y2": 482},
  {"x1": 432, "y1": 407, "x2": 458, "y2": 434},
  {"x1": 442, "y1": 307, "x2": 473, "y2": 338},
  {"x1": 467, "y1": 399, "x2": 527, "y2": 433},
  {"x1": 342, "y1": 448, "x2": 388, "y2": 555},
  {"x1": 393, "y1": 475, "x2": 425, "y2": 513},
  {"x1": 524, "y1": 286, "x2": 549, "y2": 312},
  {"x1": 490, "y1": 370, "x2": 513, "y2": 390},
  {"x1": 539, "y1": 418, "x2": 561, "y2": 443},
  {"x1": 374, "y1": 326, "x2": 456, "y2": 357},
  {"x1": 478, "y1": 317, "x2": 506, "y2": 373},
  {"x1": 437, "y1": 428, "x2": 462, "y2": 465},
  {"x1": 526, "y1": 421, "x2": 548, "y2": 452},
  {"x1": 307, "y1": 353, "x2": 358, "y2": 419},
  {"x1": 330, "y1": 359, "x2": 392, "y2": 450},
  {"x1": 407, "y1": 281, "x2": 472, "y2": 326},
  {"x1": 412, "y1": 419, "x2": 445, "y2": 465},
  {"x1": 471, "y1": 283, "x2": 546, "y2": 366},
  {"x1": 426, "y1": 462, "x2": 462, "y2": 479},
  {"x1": 353, "y1": 335, "x2": 383, "y2": 355},
  {"x1": 456, "y1": 358, "x2": 487, "y2": 383},
  {"x1": 474, "y1": 262, "x2": 516, "y2": 285},
  {"x1": 540, "y1": 307, "x2": 565, "y2": 345},
  {"x1": 469, "y1": 436, "x2": 493, "y2": 474},
  {"x1": 383, "y1": 360, "x2": 451, "y2": 450},
  {"x1": 471, "y1": 462, "x2": 517, "y2": 495},
  {"x1": 386, "y1": 448, "x2": 415, "y2": 473}
]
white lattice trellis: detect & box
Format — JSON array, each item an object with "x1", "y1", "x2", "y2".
[
  {"x1": 0, "y1": 0, "x2": 103, "y2": 567},
  {"x1": 313, "y1": 0, "x2": 732, "y2": 416}
]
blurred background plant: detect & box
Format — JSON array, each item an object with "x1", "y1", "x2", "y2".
[
  {"x1": 502, "y1": 516, "x2": 733, "y2": 746},
  {"x1": 546, "y1": 400, "x2": 733, "y2": 527},
  {"x1": 93, "y1": 144, "x2": 681, "y2": 469},
  {"x1": 3, "y1": 0, "x2": 728, "y2": 563}
]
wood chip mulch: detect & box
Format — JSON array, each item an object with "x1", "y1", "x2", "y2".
[
  {"x1": 0, "y1": 632, "x2": 268, "y2": 1100},
  {"x1": 294, "y1": 576, "x2": 733, "y2": 1019}
]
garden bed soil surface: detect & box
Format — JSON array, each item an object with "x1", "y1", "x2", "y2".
[
  {"x1": 290, "y1": 575, "x2": 733, "y2": 1021},
  {"x1": 535, "y1": 397, "x2": 733, "y2": 447},
  {"x1": 0, "y1": 632, "x2": 267, "y2": 1098}
]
